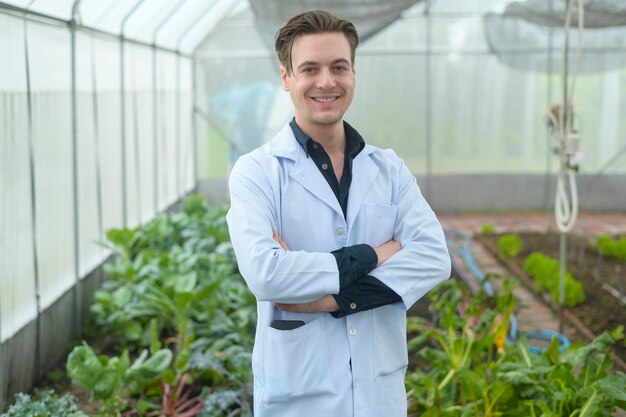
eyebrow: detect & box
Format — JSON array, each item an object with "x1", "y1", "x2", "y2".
[{"x1": 296, "y1": 58, "x2": 351, "y2": 71}]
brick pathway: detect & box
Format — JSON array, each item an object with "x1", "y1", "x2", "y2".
[{"x1": 438, "y1": 211, "x2": 626, "y2": 238}]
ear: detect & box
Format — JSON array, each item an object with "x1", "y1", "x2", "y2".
[{"x1": 280, "y1": 65, "x2": 289, "y2": 91}]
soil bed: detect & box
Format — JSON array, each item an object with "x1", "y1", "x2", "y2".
[{"x1": 478, "y1": 232, "x2": 626, "y2": 367}]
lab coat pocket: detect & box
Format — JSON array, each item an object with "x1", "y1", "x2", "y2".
[
  {"x1": 364, "y1": 203, "x2": 398, "y2": 247},
  {"x1": 372, "y1": 302, "x2": 408, "y2": 379},
  {"x1": 260, "y1": 317, "x2": 336, "y2": 405}
]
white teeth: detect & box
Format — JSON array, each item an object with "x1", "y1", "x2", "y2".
[{"x1": 314, "y1": 97, "x2": 337, "y2": 103}]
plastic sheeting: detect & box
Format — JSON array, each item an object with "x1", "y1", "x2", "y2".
[
  {"x1": 485, "y1": 1, "x2": 626, "y2": 74},
  {"x1": 0, "y1": 0, "x2": 238, "y2": 54},
  {"x1": 251, "y1": 0, "x2": 421, "y2": 41},
  {"x1": 0, "y1": 14, "x2": 37, "y2": 345},
  {"x1": 503, "y1": 0, "x2": 626, "y2": 29},
  {"x1": 0, "y1": 7, "x2": 194, "y2": 345},
  {"x1": 195, "y1": 0, "x2": 626, "y2": 182}
]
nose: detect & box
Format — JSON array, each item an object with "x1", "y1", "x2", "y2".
[{"x1": 316, "y1": 68, "x2": 336, "y2": 89}]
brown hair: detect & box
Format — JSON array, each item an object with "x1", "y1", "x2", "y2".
[{"x1": 275, "y1": 10, "x2": 359, "y2": 75}]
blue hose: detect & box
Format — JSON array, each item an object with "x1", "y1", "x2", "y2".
[
  {"x1": 444, "y1": 229, "x2": 571, "y2": 352},
  {"x1": 446, "y1": 229, "x2": 494, "y2": 296}
]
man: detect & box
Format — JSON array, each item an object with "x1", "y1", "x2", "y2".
[{"x1": 226, "y1": 10, "x2": 450, "y2": 417}]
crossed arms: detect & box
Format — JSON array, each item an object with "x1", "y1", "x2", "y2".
[{"x1": 271, "y1": 230, "x2": 402, "y2": 314}]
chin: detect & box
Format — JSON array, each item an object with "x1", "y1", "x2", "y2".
[{"x1": 312, "y1": 113, "x2": 344, "y2": 126}]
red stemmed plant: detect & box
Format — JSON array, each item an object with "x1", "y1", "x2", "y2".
[{"x1": 122, "y1": 373, "x2": 204, "y2": 417}]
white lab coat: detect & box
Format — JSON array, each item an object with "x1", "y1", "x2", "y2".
[{"x1": 226, "y1": 123, "x2": 451, "y2": 417}]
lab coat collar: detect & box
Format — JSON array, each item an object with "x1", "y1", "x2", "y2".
[
  {"x1": 267, "y1": 123, "x2": 300, "y2": 161},
  {"x1": 347, "y1": 144, "x2": 379, "y2": 231},
  {"x1": 268, "y1": 122, "x2": 379, "y2": 228},
  {"x1": 268, "y1": 122, "x2": 374, "y2": 161}
]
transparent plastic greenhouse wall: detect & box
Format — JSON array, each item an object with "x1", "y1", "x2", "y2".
[
  {"x1": 195, "y1": 2, "x2": 626, "y2": 211},
  {"x1": 0, "y1": 11, "x2": 194, "y2": 351}
]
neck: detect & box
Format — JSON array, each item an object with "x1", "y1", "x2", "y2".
[{"x1": 296, "y1": 119, "x2": 346, "y2": 155}]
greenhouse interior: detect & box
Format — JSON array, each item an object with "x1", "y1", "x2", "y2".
[{"x1": 1, "y1": 0, "x2": 626, "y2": 415}]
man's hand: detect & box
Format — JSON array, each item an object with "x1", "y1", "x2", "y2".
[
  {"x1": 272, "y1": 231, "x2": 339, "y2": 313},
  {"x1": 374, "y1": 240, "x2": 402, "y2": 266},
  {"x1": 273, "y1": 295, "x2": 339, "y2": 313},
  {"x1": 273, "y1": 230, "x2": 289, "y2": 251}
]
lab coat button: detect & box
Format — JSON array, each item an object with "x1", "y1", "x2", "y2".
[
  {"x1": 349, "y1": 327, "x2": 357, "y2": 336},
  {"x1": 349, "y1": 302, "x2": 357, "y2": 310},
  {"x1": 335, "y1": 228, "x2": 344, "y2": 236},
  {"x1": 321, "y1": 163, "x2": 329, "y2": 170}
]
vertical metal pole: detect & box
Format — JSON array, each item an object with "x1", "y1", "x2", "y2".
[
  {"x1": 22, "y1": 8, "x2": 43, "y2": 387},
  {"x1": 558, "y1": 231, "x2": 567, "y2": 332},
  {"x1": 119, "y1": 38, "x2": 128, "y2": 227},
  {"x1": 424, "y1": 9, "x2": 432, "y2": 199},
  {"x1": 558, "y1": 0, "x2": 573, "y2": 334},
  {"x1": 71, "y1": 0, "x2": 86, "y2": 341},
  {"x1": 176, "y1": 53, "x2": 181, "y2": 199},
  {"x1": 191, "y1": 57, "x2": 198, "y2": 192},
  {"x1": 120, "y1": 0, "x2": 148, "y2": 227},
  {"x1": 70, "y1": 19, "x2": 82, "y2": 341},
  {"x1": 132, "y1": 78, "x2": 142, "y2": 224},
  {"x1": 544, "y1": 0, "x2": 555, "y2": 210},
  {"x1": 152, "y1": 45, "x2": 159, "y2": 213},
  {"x1": 90, "y1": 36, "x2": 105, "y2": 287}
]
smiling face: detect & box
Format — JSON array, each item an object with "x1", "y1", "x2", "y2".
[{"x1": 280, "y1": 32, "x2": 356, "y2": 136}]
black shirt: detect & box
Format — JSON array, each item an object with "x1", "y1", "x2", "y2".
[{"x1": 289, "y1": 119, "x2": 401, "y2": 317}]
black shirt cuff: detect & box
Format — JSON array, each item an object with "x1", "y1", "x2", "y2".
[
  {"x1": 331, "y1": 244, "x2": 378, "y2": 289},
  {"x1": 330, "y1": 275, "x2": 401, "y2": 318}
]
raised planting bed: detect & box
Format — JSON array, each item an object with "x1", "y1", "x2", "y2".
[{"x1": 477, "y1": 231, "x2": 626, "y2": 370}]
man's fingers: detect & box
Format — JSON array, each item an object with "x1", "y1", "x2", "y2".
[
  {"x1": 274, "y1": 303, "x2": 308, "y2": 313},
  {"x1": 273, "y1": 303, "x2": 296, "y2": 312},
  {"x1": 273, "y1": 295, "x2": 338, "y2": 313},
  {"x1": 272, "y1": 230, "x2": 289, "y2": 250}
]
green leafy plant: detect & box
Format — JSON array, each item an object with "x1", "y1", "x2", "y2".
[
  {"x1": 481, "y1": 223, "x2": 495, "y2": 235},
  {"x1": 158, "y1": 373, "x2": 204, "y2": 417},
  {"x1": 597, "y1": 235, "x2": 626, "y2": 262},
  {"x1": 498, "y1": 233, "x2": 524, "y2": 258},
  {"x1": 190, "y1": 349, "x2": 253, "y2": 417},
  {"x1": 199, "y1": 389, "x2": 249, "y2": 417},
  {"x1": 74, "y1": 195, "x2": 255, "y2": 416},
  {"x1": 405, "y1": 278, "x2": 626, "y2": 417},
  {"x1": 0, "y1": 390, "x2": 87, "y2": 417},
  {"x1": 523, "y1": 251, "x2": 585, "y2": 307},
  {"x1": 91, "y1": 199, "x2": 253, "y2": 356},
  {"x1": 66, "y1": 342, "x2": 172, "y2": 416},
  {"x1": 122, "y1": 372, "x2": 204, "y2": 417},
  {"x1": 406, "y1": 277, "x2": 518, "y2": 415}
]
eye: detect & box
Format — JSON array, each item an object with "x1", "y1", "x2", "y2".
[
  {"x1": 301, "y1": 67, "x2": 316, "y2": 73},
  {"x1": 334, "y1": 65, "x2": 349, "y2": 72}
]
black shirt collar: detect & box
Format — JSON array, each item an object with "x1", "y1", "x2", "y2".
[{"x1": 289, "y1": 117, "x2": 365, "y2": 159}]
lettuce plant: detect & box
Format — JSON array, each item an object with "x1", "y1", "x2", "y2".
[
  {"x1": 497, "y1": 233, "x2": 524, "y2": 258},
  {"x1": 481, "y1": 224, "x2": 495, "y2": 235},
  {"x1": 596, "y1": 235, "x2": 626, "y2": 262},
  {"x1": 523, "y1": 251, "x2": 585, "y2": 307}
]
